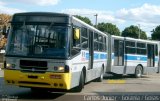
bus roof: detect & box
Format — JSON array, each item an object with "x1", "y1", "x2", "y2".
[
  {"x1": 12, "y1": 12, "x2": 109, "y2": 37},
  {"x1": 72, "y1": 16, "x2": 108, "y2": 37},
  {"x1": 13, "y1": 12, "x2": 70, "y2": 17},
  {"x1": 112, "y1": 35, "x2": 159, "y2": 44}
]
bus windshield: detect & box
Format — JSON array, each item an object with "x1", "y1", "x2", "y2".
[{"x1": 6, "y1": 23, "x2": 69, "y2": 59}]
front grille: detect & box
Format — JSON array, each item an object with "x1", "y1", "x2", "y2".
[
  {"x1": 20, "y1": 60, "x2": 47, "y2": 73},
  {"x1": 20, "y1": 60, "x2": 47, "y2": 68}
]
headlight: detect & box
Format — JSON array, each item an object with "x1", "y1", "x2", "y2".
[
  {"x1": 53, "y1": 65, "x2": 69, "y2": 73},
  {"x1": 6, "y1": 63, "x2": 16, "y2": 69},
  {"x1": 54, "y1": 66, "x2": 65, "y2": 72}
]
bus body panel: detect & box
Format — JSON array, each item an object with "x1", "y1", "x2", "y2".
[
  {"x1": 4, "y1": 12, "x2": 159, "y2": 92},
  {"x1": 5, "y1": 49, "x2": 107, "y2": 90},
  {"x1": 107, "y1": 35, "x2": 159, "y2": 75},
  {"x1": 4, "y1": 70, "x2": 71, "y2": 89},
  {"x1": 4, "y1": 12, "x2": 108, "y2": 91}
]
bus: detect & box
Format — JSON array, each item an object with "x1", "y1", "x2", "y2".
[
  {"x1": 106, "y1": 35, "x2": 160, "y2": 77},
  {"x1": 4, "y1": 12, "x2": 108, "y2": 92}
]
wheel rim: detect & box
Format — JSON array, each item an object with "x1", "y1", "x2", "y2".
[
  {"x1": 100, "y1": 71, "x2": 103, "y2": 80},
  {"x1": 136, "y1": 67, "x2": 142, "y2": 77}
]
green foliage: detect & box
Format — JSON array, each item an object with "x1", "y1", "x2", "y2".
[
  {"x1": 140, "y1": 31, "x2": 147, "y2": 39},
  {"x1": 74, "y1": 15, "x2": 93, "y2": 26},
  {"x1": 0, "y1": 14, "x2": 11, "y2": 37},
  {"x1": 97, "y1": 23, "x2": 120, "y2": 36},
  {"x1": 151, "y1": 25, "x2": 160, "y2": 40},
  {"x1": 122, "y1": 25, "x2": 147, "y2": 39}
]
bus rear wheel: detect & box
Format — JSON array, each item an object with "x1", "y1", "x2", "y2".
[
  {"x1": 135, "y1": 65, "x2": 143, "y2": 78},
  {"x1": 96, "y1": 68, "x2": 104, "y2": 82}
]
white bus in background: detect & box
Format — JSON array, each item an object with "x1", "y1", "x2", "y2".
[{"x1": 106, "y1": 35, "x2": 159, "y2": 77}]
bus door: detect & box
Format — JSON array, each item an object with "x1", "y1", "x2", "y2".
[
  {"x1": 147, "y1": 44, "x2": 155, "y2": 67},
  {"x1": 88, "y1": 30, "x2": 94, "y2": 69},
  {"x1": 114, "y1": 39, "x2": 124, "y2": 66}
]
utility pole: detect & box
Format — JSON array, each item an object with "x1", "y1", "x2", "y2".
[
  {"x1": 138, "y1": 24, "x2": 140, "y2": 39},
  {"x1": 94, "y1": 14, "x2": 98, "y2": 28}
]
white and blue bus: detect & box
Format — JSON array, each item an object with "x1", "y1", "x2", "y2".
[
  {"x1": 3, "y1": 12, "x2": 160, "y2": 92},
  {"x1": 106, "y1": 35, "x2": 159, "y2": 77},
  {"x1": 4, "y1": 12, "x2": 108, "y2": 92}
]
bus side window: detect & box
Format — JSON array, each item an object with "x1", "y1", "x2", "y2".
[
  {"x1": 137, "y1": 42, "x2": 146, "y2": 55},
  {"x1": 155, "y1": 44, "x2": 158, "y2": 56},
  {"x1": 104, "y1": 37, "x2": 107, "y2": 51},
  {"x1": 125, "y1": 41, "x2": 136, "y2": 54},
  {"x1": 94, "y1": 33, "x2": 98, "y2": 51},
  {"x1": 81, "y1": 27, "x2": 88, "y2": 50},
  {"x1": 98, "y1": 34, "x2": 103, "y2": 51}
]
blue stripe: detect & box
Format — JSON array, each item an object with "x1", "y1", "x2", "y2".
[
  {"x1": 85, "y1": 53, "x2": 107, "y2": 60},
  {"x1": 112, "y1": 53, "x2": 158, "y2": 62},
  {"x1": 140, "y1": 57, "x2": 147, "y2": 61},
  {"x1": 155, "y1": 58, "x2": 158, "y2": 62},
  {"x1": 112, "y1": 54, "x2": 114, "y2": 59},
  {"x1": 85, "y1": 52, "x2": 158, "y2": 62},
  {"x1": 125, "y1": 55, "x2": 138, "y2": 60},
  {"x1": 100, "y1": 54, "x2": 107, "y2": 59},
  {"x1": 86, "y1": 53, "x2": 89, "y2": 60},
  {"x1": 94, "y1": 53, "x2": 99, "y2": 60}
]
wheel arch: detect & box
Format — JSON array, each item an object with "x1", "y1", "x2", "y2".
[{"x1": 82, "y1": 66, "x2": 86, "y2": 82}]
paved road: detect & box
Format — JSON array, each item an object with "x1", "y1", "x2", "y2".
[{"x1": 0, "y1": 71, "x2": 160, "y2": 101}]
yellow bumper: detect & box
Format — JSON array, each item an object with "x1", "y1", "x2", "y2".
[{"x1": 4, "y1": 70, "x2": 71, "y2": 90}]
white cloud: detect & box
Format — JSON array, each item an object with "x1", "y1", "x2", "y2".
[
  {"x1": 61, "y1": 8, "x2": 125, "y2": 25},
  {"x1": 0, "y1": 1, "x2": 5, "y2": 5},
  {"x1": 117, "y1": 3, "x2": 160, "y2": 24},
  {"x1": 62, "y1": 4, "x2": 160, "y2": 37},
  {"x1": 0, "y1": 1, "x2": 25, "y2": 14},
  {"x1": 116, "y1": 3, "x2": 160, "y2": 37},
  {"x1": 7, "y1": 0, "x2": 60, "y2": 6}
]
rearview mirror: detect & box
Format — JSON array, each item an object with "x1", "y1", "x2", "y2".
[
  {"x1": 2, "y1": 26, "x2": 10, "y2": 38},
  {"x1": 2, "y1": 26, "x2": 6, "y2": 35},
  {"x1": 74, "y1": 28, "x2": 80, "y2": 40}
]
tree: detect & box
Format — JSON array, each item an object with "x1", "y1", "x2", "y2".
[
  {"x1": 97, "y1": 22, "x2": 120, "y2": 36},
  {"x1": 0, "y1": 14, "x2": 11, "y2": 35},
  {"x1": 151, "y1": 25, "x2": 160, "y2": 40},
  {"x1": 0, "y1": 14, "x2": 11, "y2": 49},
  {"x1": 140, "y1": 31, "x2": 147, "y2": 40},
  {"x1": 122, "y1": 25, "x2": 147, "y2": 39},
  {"x1": 74, "y1": 15, "x2": 93, "y2": 26}
]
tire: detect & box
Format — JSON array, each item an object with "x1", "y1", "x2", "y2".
[
  {"x1": 135, "y1": 66, "x2": 143, "y2": 78},
  {"x1": 75, "y1": 71, "x2": 85, "y2": 92},
  {"x1": 96, "y1": 68, "x2": 104, "y2": 82}
]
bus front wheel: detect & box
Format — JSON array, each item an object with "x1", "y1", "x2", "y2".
[
  {"x1": 75, "y1": 71, "x2": 85, "y2": 92},
  {"x1": 135, "y1": 65, "x2": 143, "y2": 78}
]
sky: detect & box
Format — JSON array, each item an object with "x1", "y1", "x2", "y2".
[{"x1": 1, "y1": 0, "x2": 160, "y2": 37}]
